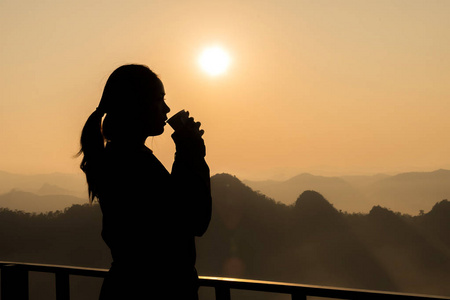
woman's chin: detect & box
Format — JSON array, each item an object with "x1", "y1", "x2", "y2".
[{"x1": 148, "y1": 127, "x2": 165, "y2": 137}]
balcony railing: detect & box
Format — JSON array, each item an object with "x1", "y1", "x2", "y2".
[{"x1": 1, "y1": 261, "x2": 450, "y2": 300}]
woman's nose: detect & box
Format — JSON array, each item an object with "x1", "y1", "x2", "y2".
[{"x1": 165, "y1": 102, "x2": 170, "y2": 113}]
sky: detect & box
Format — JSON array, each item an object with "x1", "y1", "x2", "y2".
[{"x1": 1, "y1": 0, "x2": 450, "y2": 180}]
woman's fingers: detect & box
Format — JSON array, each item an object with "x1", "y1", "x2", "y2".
[{"x1": 185, "y1": 117, "x2": 203, "y2": 134}]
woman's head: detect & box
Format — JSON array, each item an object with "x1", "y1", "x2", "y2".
[
  {"x1": 100, "y1": 64, "x2": 170, "y2": 141},
  {"x1": 79, "y1": 64, "x2": 169, "y2": 201}
]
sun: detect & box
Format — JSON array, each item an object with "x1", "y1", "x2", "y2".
[{"x1": 198, "y1": 46, "x2": 231, "y2": 76}]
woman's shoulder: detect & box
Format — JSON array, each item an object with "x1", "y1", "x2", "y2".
[{"x1": 104, "y1": 142, "x2": 169, "y2": 176}]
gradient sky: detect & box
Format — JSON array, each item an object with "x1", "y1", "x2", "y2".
[{"x1": 1, "y1": 0, "x2": 450, "y2": 180}]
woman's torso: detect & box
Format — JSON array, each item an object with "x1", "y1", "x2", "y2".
[{"x1": 99, "y1": 142, "x2": 196, "y2": 285}]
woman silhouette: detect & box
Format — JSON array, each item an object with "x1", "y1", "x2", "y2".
[{"x1": 78, "y1": 64, "x2": 212, "y2": 299}]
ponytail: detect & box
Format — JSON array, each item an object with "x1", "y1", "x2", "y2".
[
  {"x1": 78, "y1": 108, "x2": 105, "y2": 203},
  {"x1": 78, "y1": 64, "x2": 158, "y2": 202}
]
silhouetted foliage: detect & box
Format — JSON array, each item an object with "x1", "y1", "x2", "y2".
[{"x1": 1, "y1": 174, "x2": 450, "y2": 299}]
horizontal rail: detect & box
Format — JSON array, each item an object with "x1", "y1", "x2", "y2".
[
  {"x1": 0, "y1": 261, "x2": 108, "y2": 277},
  {"x1": 1, "y1": 261, "x2": 450, "y2": 300},
  {"x1": 198, "y1": 276, "x2": 450, "y2": 300}
]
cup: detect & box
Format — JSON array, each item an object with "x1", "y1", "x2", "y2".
[{"x1": 167, "y1": 110, "x2": 189, "y2": 132}]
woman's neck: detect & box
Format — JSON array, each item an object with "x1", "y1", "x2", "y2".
[{"x1": 108, "y1": 135, "x2": 147, "y2": 147}]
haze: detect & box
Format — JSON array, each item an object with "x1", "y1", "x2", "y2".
[{"x1": 1, "y1": 0, "x2": 450, "y2": 180}]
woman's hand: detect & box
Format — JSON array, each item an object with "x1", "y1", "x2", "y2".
[{"x1": 171, "y1": 112, "x2": 206, "y2": 158}]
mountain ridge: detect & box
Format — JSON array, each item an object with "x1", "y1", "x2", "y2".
[
  {"x1": 0, "y1": 189, "x2": 86, "y2": 213},
  {"x1": 1, "y1": 169, "x2": 450, "y2": 215},
  {"x1": 244, "y1": 169, "x2": 450, "y2": 215}
]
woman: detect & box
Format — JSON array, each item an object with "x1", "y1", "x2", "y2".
[{"x1": 78, "y1": 64, "x2": 212, "y2": 299}]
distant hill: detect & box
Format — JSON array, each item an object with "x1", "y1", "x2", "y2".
[
  {"x1": 366, "y1": 169, "x2": 450, "y2": 214},
  {"x1": 0, "y1": 190, "x2": 87, "y2": 213},
  {"x1": 244, "y1": 173, "x2": 371, "y2": 213},
  {"x1": 3, "y1": 169, "x2": 450, "y2": 215},
  {"x1": 37, "y1": 183, "x2": 80, "y2": 196},
  {"x1": 244, "y1": 170, "x2": 450, "y2": 215},
  {"x1": 0, "y1": 170, "x2": 86, "y2": 197}
]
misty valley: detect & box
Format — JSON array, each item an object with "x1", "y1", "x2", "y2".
[{"x1": 1, "y1": 172, "x2": 450, "y2": 299}]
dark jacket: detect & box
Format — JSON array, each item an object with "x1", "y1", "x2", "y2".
[{"x1": 98, "y1": 140, "x2": 211, "y2": 299}]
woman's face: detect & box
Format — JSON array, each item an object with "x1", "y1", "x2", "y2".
[{"x1": 142, "y1": 79, "x2": 170, "y2": 136}]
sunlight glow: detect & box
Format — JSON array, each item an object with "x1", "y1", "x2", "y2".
[{"x1": 199, "y1": 46, "x2": 231, "y2": 76}]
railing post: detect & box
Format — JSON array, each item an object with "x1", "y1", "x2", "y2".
[
  {"x1": 291, "y1": 293, "x2": 307, "y2": 300},
  {"x1": 215, "y1": 286, "x2": 231, "y2": 300},
  {"x1": 55, "y1": 271, "x2": 70, "y2": 300},
  {"x1": 1, "y1": 264, "x2": 29, "y2": 300}
]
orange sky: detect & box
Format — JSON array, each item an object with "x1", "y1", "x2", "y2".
[{"x1": 1, "y1": 0, "x2": 450, "y2": 180}]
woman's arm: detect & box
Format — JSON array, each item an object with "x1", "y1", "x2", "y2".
[{"x1": 171, "y1": 132, "x2": 212, "y2": 237}]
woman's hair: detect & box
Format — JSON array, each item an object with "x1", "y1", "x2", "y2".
[{"x1": 78, "y1": 64, "x2": 159, "y2": 202}]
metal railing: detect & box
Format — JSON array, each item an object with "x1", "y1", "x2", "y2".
[{"x1": 1, "y1": 261, "x2": 450, "y2": 300}]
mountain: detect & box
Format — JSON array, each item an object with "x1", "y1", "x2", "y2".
[
  {"x1": 0, "y1": 190, "x2": 87, "y2": 213},
  {"x1": 36, "y1": 183, "x2": 86, "y2": 198},
  {"x1": 289, "y1": 190, "x2": 397, "y2": 290},
  {"x1": 0, "y1": 170, "x2": 86, "y2": 196},
  {"x1": 340, "y1": 173, "x2": 390, "y2": 189},
  {"x1": 3, "y1": 168, "x2": 450, "y2": 215},
  {"x1": 244, "y1": 173, "x2": 369, "y2": 213},
  {"x1": 244, "y1": 170, "x2": 450, "y2": 215},
  {"x1": 366, "y1": 169, "x2": 450, "y2": 215}
]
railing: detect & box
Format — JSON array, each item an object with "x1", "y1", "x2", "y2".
[{"x1": 1, "y1": 261, "x2": 450, "y2": 300}]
